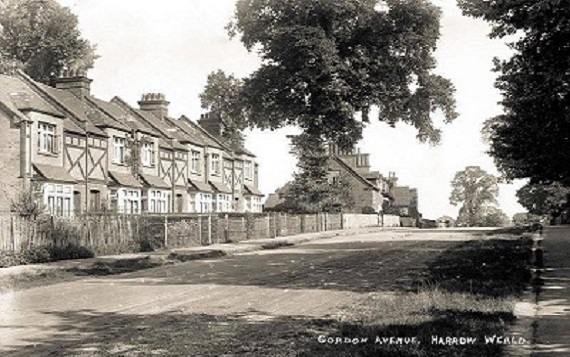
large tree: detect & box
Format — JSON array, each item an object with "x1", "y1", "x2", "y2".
[
  {"x1": 199, "y1": 70, "x2": 247, "y2": 146},
  {"x1": 458, "y1": 0, "x2": 570, "y2": 185},
  {"x1": 0, "y1": 0, "x2": 97, "y2": 84},
  {"x1": 516, "y1": 182, "x2": 570, "y2": 222},
  {"x1": 227, "y1": 0, "x2": 456, "y2": 210},
  {"x1": 450, "y1": 166, "x2": 499, "y2": 226}
]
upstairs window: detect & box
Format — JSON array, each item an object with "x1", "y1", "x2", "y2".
[
  {"x1": 211, "y1": 153, "x2": 220, "y2": 175},
  {"x1": 141, "y1": 141, "x2": 155, "y2": 167},
  {"x1": 244, "y1": 161, "x2": 253, "y2": 179},
  {"x1": 38, "y1": 122, "x2": 58, "y2": 154},
  {"x1": 191, "y1": 151, "x2": 201, "y2": 174},
  {"x1": 113, "y1": 137, "x2": 126, "y2": 164}
]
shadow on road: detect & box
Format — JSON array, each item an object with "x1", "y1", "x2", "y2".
[{"x1": 2, "y1": 307, "x2": 515, "y2": 357}]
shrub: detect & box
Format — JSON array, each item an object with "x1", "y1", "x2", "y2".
[
  {"x1": 49, "y1": 244, "x2": 94, "y2": 261},
  {"x1": 21, "y1": 246, "x2": 52, "y2": 264},
  {"x1": 361, "y1": 206, "x2": 377, "y2": 214}
]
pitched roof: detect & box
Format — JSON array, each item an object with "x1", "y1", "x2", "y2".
[
  {"x1": 332, "y1": 156, "x2": 379, "y2": 191},
  {"x1": 163, "y1": 116, "x2": 204, "y2": 146},
  {"x1": 87, "y1": 96, "x2": 157, "y2": 136},
  {"x1": 178, "y1": 116, "x2": 223, "y2": 150},
  {"x1": 139, "y1": 172, "x2": 170, "y2": 189},
  {"x1": 209, "y1": 180, "x2": 232, "y2": 194},
  {"x1": 33, "y1": 164, "x2": 76, "y2": 183},
  {"x1": 108, "y1": 171, "x2": 142, "y2": 188},
  {"x1": 110, "y1": 97, "x2": 189, "y2": 151},
  {"x1": 0, "y1": 75, "x2": 63, "y2": 118},
  {"x1": 264, "y1": 193, "x2": 282, "y2": 209},
  {"x1": 189, "y1": 179, "x2": 213, "y2": 193},
  {"x1": 244, "y1": 183, "x2": 263, "y2": 196},
  {"x1": 15, "y1": 72, "x2": 108, "y2": 137}
]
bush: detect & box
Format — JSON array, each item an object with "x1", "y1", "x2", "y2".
[
  {"x1": 0, "y1": 251, "x2": 26, "y2": 268},
  {"x1": 21, "y1": 246, "x2": 52, "y2": 264},
  {"x1": 361, "y1": 206, "x2": 377, "y2": 214},
  {"x1": 49, "y1": 244, "x2": 94, "y2": 261}
]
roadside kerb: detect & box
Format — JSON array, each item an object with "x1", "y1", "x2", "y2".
[{"x1": 505, "y1": 231, "x2": 542, "y2": 357}]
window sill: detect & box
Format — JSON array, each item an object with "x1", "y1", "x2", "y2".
[{"x1": 37, "y1": 151, "x2": 58, "y2": 157}]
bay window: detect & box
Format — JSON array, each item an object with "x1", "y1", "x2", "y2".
[
  {"x1": 141, "y1": 141, "x2": 155, "y2": 167},
  {"x1": 43, "y1": 183, "x2": 73, "y2": 216},
  {"x1": 113, "y1": 137, "x2": 126, "y2": 164},
  {"x1": 38, "y1": 122, "x2": 58, "y2": 155}
]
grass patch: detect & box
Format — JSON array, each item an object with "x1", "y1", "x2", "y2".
[
  {"x1": 261, "y1": 241, "x2": 295, "y2": 250},
  {"x1": 168, "y1": 249, "x2": 226, "y2": 262}
]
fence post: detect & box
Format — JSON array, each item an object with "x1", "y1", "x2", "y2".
[
  {"x1": 341, "y1": 213, "x2": 344, "y2": 230},
  {"x1": 266, "y1": 214, "x2": 270, "y2": 238},
  {"x1": 224, "y1": 214, "x2": 229, "y2": 243},
  {"x1": 208, "y1": 214, "x2": 212, "y2": 245},
  {"x1": 198, "y1": 215, "x2": 203, "y2": 245},
  {"x1": 164, "y1": 214, "x2": 168, "y2": 248},
  {"x1": 10, "y1": 216, "x2": 15, "y2": 251}
]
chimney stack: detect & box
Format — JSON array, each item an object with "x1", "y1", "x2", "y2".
[
  {"x1": 198, "y1": 112, "x2": 224, "y2": 137},
  {"x1": 53, "y1": 68, "x2": 92, "y2": 99},
  {"x1": 138, "y1": 93, "x2": 169, "y2": 120}
]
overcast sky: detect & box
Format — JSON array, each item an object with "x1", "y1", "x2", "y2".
[{"x1": 56, "y1": 0, "x2": 527, "y2": 219}]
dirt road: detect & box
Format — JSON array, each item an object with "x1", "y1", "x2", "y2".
[{"x1": 0, "y1": 229, "x2": 492, "y2": 356}]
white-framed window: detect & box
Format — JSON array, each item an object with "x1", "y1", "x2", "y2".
[
  {"x1": 112, "y1": 188, "x2": 140, "y2": 214},
  {"x1": 141, "y1": 141, "x2": 155, "y2": 167},
  {"x1": 196, "y1": 193, "x2": 213, "y2": 213},
  {"x1": 244, "y1": 161, "x2": 253, "y2": 180},
  {"x1": 211, "y1": 154, "x2": 220, "y2": 175},
  {"x1": 43, "y1": 183, "x2": 73, "y2": 216},
  {"x1": 148, "y1": 189, "x2": 171, "y2": 213},
  {"x1": 113, "y1": 136, "x2": 126, "y2": 164},
  {"x1": 215, "y1": 194, "x2": 232, "y2": 213},
  {"x1": 38, "y1": 122, "x2": 58, "y2": 155},
  {"x1": 191, "y1": 151, "x2": 201, "y2": 174}
]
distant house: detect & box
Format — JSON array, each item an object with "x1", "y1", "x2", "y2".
[
  {"x1": 388, "y1": 183, "x2": 421, "y2": 227},
  {"x1": 436, "y1": 216, "x2": 456, "y2": 228},
  {"x1": 264, "y1": 144, "x2": 392, "y2": 213}
]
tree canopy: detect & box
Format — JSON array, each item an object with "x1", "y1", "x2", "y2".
[
  {"x1": 459, "y1": 0, "x2": 570, "y2": 185},
  {"x1": 516, "y1": 182, "x2": 570, "y2": 220},
  {"x1": 450, "y1": 166, "x2": 500, "y2": 226},
  {"x1": 229, "y1": 0, "x2": 457, "y2": 149},
  {"x1": 0, "y1": 0, "x2": 97, "y2": 84},
  {"x1": 199, "y1": 70, "x2": 247, "y2": 145}
]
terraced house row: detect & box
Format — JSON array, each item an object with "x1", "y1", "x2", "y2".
[{"x1": 0, "y1": 70, "x2": 263, "y2": 215}]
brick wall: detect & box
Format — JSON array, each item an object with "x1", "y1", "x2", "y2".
[
  {"x1": 328, "y1": 159, "x2": 376, "y2": 213},
  {"x1": 0, "y1": 114, "x2": 24, "y2": 212}
]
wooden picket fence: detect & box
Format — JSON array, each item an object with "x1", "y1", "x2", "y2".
[{"x1": 0, "y1": 212, "x2": 346, "y2": 255}]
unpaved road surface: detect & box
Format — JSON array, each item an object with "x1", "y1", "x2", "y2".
[{"x1": 0, "y1": 229, "x2": 491, "y2": 356}]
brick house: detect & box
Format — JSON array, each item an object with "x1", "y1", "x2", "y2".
[
  {"x1": 0, "y1": 69, "x2": 262, "y2": 215},
  {"x1": 264, "y1": 144, "x2": 391, "y2": 213}
]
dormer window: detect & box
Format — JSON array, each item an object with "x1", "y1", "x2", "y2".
[
  {"x1": 38, "y1": 122, "x2": 58, "y2": 155},
  {"x1": 141, "y1": 141, "x2": 155, "y2": 167},
  {"x1": 113, "y1": 136, "x2": 125, "y2": 164}
]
